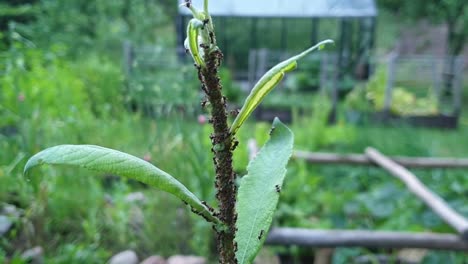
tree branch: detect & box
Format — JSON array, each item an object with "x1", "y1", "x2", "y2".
[{"x1": 198, "y1": 43, "x2": 238, "y2": 264}]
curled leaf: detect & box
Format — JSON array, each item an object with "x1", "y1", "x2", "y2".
[
  {"x1": 230, "y1": 39, "x2": 334, "y2": 135},
  {"x1": 203, "y1": 0, "x2": 209, "y2": 15},
  {"x1": 24, "y1": 144, "x2": 220, "y2": 224},
  {"x1": 187, "y1": 18, "x2": 205, "y2": 67},
  {"x1": 181, "y1": 0, "x2": 206, "y2": 20}
]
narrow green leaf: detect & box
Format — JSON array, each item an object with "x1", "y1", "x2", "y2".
[
  {"x1": 187, "y1": 18, "x2": 205, "y2": 67},
  {"x1": 204, "y1": 0, "x2": 209, "y2": 15},
  {"x1": 230, "y1": 39, "x2": 334, "y2": 135},
  {"x1": 235, "y1": 118, "x2": 294, "y2": 264},
  {"x1": 185, "y1": 2, "x2": 205, "y2": 21},
  {"x1": 24, "y1": 145, "x2": 220, "y2": 224}
]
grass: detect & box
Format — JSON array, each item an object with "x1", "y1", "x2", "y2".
[{"x1": 0, "y1": 114, "x2": 218, "y2": 262}]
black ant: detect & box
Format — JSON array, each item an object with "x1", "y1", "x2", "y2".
[
  {"x1": 202, "y1": 18, "x2": 210, "y2": 30},
  {"x1": 201, "y1": 201, "x2": 215, "y2": 213},
  {"x1": 258, "y1": 230, "x2": 264, "y2": 240},
  {"x1": 201, "y1": 98, "x2": 208, "y2": 108},
  {"x1": 269, "y1": 126, "x2": 276, "y2": 135},
  {"x1": 275, "y1": 184, "x2": 281, "y2": 193},
  {"x1": 230, "y1": 109, "x2": 240, "y2": 117},
  {"x1": 231, "y1": 140, "x2": 239, "y2": 151},
  {"x1": 209, "y1": 32, "x2": 214, "y2": 44}
]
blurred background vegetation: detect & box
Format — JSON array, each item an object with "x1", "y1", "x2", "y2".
[{"x1": 0, "y1": 0, "x2": 467, "y2": 263}]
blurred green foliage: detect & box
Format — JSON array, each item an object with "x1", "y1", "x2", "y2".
[
  {"x1": 0, "y1": 40, "x2": 125, "y2": 127},
  {"x1": 377, "y1": 0, "x2": 467, "y2": 56},
  {"x1": 126, "y1": 63, "x2": 201, "y2": 117},
  {"x1": 0, "y1": 43, "x2": 91, "y2": 127},
  {"x1": 0, "y1": 114, "x2": 221, "y2": 262},
  {"x1": 345, "y1": 67, "x2": 439, "y2": 116},
  {"x1": 284, "y1": 57, "x2": 322, "y2": 94},
  {"x1": 7, "y1": 0, "x2": 173, "y2": 56}
]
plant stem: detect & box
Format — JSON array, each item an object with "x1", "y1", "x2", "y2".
[{"x1": 198, "y1": 48, "x2": 237, "y2": 263}]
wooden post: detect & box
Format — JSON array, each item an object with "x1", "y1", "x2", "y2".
[
  {"x1": 123, "y1": 41, "x2": 133, "y2": 77},
  {"x1": 384, "y1": 52, "x2": 397, "y2": 115},
  {"x1": 175, "y1": 15, "x2": 186, "y2": 61},
  {"x1": 250, "y1": 18, "x2": 258, "y2": 50},
  {"x1": 266, "y1": 228, "x2": 468, "y2": 251},
  {"x1": 453, "y1": 56, "x2": 462, "y2": 116},
  {"x1": 247, "y1": 50, "x2": 257, "y2": 88},
  {"x1": 314, "y1": 248, "x2": 334, "y2": 264},
  {"x1": 293, "y1": 150, "x2": 468, "y2": 169},
  {"x1": 243, "y1": 141, "x2": 468, "y2": 250},
  {"x1": 369, "y1": 17, "x2": 376, "y2": 74},
  {"x1": 357, "y1": 17, "x2": 374, "y2": 79},
  {"x1": 365, "y1": 147, "x2": 468, "y2": 239},
  {"x1": 280, "y1": 17, "x2": 287, "y2": 51},
  {"x1": 311, "y1": 17, "x2": 319, "y2": 45}
]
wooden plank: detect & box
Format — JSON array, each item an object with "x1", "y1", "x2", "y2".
[
  {"x1": 265, "y1": 228, "x2": 468, "y2": 251},
  {"x1": 383, "y1": 52, "x2": 397, "y2": 112},
  {"x1": 365, "y1": 147, "x2": 468, "y2": 239},
  {"x1": 123, "y1": 41, "x2": 133, "y2": 77},
  {"x1": 293, "y1": 150, "x2": 468, "y2": 169}
]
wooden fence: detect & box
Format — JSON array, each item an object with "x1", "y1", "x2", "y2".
[{"x1": 246, "y1": 140, "x2": 468, "y2": 255}]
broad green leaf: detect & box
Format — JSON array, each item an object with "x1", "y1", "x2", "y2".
[
  {"x1": 230, "y1": 39, "x2": 334, "y2": 135},
  {"x1": 24, "y1": 145, "x2": 220, "y2": 224},
  {"x1": 187, "y1": 18, "x2": 205, "y2": 67},
  {"x1": 235, "y1": 118, "x2": 294, "y2": 264}
]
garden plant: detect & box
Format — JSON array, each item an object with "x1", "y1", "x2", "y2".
[{"x1": 23, "y1": 1, "x2": 332, "y2": 263}]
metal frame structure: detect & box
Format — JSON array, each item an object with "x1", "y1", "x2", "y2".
[
  {"x1": 176, "y1": 0, "x2": 377, "y2": 81},
  {"x1": 383, "y1": 53, "x2": 464, "y2": 119}
]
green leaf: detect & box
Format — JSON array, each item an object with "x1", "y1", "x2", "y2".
[
  {"x1": 24, "y1": 145, "x2": 220, "y2": 224},
  {"x1": 230, "y1": 39, "x2": 334, "y2": 135},
  {"x1": 235, "y1": 118, "x2": 294, "y2": 264},
  {"x1": 183, "y1": 1, "x2": 205, "y2": 21},
  {"x1": 187, "y1": 18, "x2": 205, "y2": 67},
  {"x1": 203, "y1": 0, "x2": 209, "y2": 15}
]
